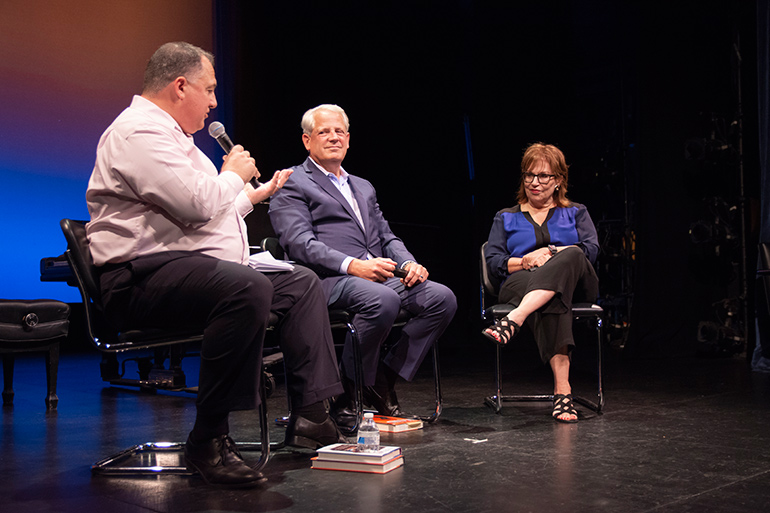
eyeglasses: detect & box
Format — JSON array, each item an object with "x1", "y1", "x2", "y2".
[{"x1": 522, "y1": 172, "x2": 556, "y2": 184}]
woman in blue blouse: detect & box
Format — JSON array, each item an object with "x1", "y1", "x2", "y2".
[{"x1": 483, "y1": 143, "x2": 599, "y2": 423}]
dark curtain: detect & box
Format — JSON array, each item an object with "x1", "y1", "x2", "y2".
[
  {"x1": 754, "y1": 0, "x2": 770, "y2": 368},
  {"x1": 760, "y1": 1, "x2": 770, "y2": 244}
]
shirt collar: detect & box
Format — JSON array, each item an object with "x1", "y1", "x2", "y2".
[
  {"x1": 131, "y1": 95, "x2": 189, "y2": 138},
  {"x1": 309, "y1": 157, "x2": 348, "y2": 184}
]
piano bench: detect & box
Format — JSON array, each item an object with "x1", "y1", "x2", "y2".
[{"x1": 0, "y1": 300, "x2": 70, "y2": 409}]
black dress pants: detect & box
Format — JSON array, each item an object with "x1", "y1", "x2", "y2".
[
  {"x1": 498, "y1": 247, "x2": 598, "y2": 363},
  {"x1": 98, "y1": 251, "x2": 342, "y2": 416}
]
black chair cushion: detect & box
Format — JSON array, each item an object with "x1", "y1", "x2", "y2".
[
  {"x1": 0, "y1": 300, "x2": 70, "y2": 343},
  {"x1": 485, "y1": 302, "x2": 602, "y2": 320}
]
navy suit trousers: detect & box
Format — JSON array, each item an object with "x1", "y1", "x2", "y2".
[{"x1": 329, "y1": 276, "x2": 457, "y2": 384}]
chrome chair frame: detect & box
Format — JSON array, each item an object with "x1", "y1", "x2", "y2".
[
  {"x1": 60, "y1": 219, "x2": 271, "y2": 475},
  {"x1": 261, "y1": 237, "x2": 442, "y2": 432},
  {"x1": 479, "y1": 242, "x2": 604, "y2": 414}
]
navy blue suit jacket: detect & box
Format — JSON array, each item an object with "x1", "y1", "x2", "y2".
[{"x1": 268, "y1": 157, "x2": 414, "y2": 302}]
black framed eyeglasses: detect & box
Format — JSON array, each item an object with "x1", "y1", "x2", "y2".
[{"x1": 522, "y1": 172, "x2": 555, "y2": 184}]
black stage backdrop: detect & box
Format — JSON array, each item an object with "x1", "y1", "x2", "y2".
[
  {"x1": 213, "y1": 1, "x2": 761, "y2": 360},
  {"x1": 754, "y1": 0, "x2": 770, "y2": 362}
]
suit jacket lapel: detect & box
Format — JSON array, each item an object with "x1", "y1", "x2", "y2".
[
  {"x1": 348, "y1": 177, "x2": 382, "y2": 255},
  {"x1": 348, "y1": 177, "x2": 370, "y2": 232},
  {"x1": 303, "y1": 158, "x2": 366, "y2": 236}
]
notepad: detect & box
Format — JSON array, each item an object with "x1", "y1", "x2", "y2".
[{"x1": 247, "y1": 251, "x2": 295, "y2": 272}]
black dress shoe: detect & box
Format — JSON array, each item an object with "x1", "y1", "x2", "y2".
[
  {"x1": 362, "y1": 385, "x2": 410, "y2": 418},
  {"x1": 184, "y1": 434, "x2": 266, "y2": 488},
  {"x1": 329, "y1": 401, "x2": 358, "y2": 434},
  {"x1": 329, "y1": 375, "x2": 359, "y2": 434},
  {"x1": 285, "y1": 414, "x2": 347, "y2": 449}
]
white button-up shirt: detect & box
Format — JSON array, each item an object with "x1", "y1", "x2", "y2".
[{"x1": 86, "y1": 95, "x2": 253, "y2": 266}]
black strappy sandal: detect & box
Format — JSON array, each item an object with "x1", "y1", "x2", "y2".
[
  {"x1": 552, "y1": 394, "x2": 578, "y2": 423},
  {"x1": 482, "y1": 317, "x2": 521, "y2": 346}
]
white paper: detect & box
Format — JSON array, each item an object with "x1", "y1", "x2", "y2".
[{"x1": 248, "y1": 251, "x2": 295, "y2": 272}]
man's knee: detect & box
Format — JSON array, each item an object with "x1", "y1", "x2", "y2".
[
  {"x1": 359, "y1": 284, "x2": 401, "y2": 322},
  {"x1": 332, "y1": 278, "x2": 403, "y2": 330},
  {"x1": 216, "y1": 264, "x2": 274, "y2": 317},
  {"x1": 426, "y1": 282, "x2": 458, "y2": 317},
  {"x1": 289, "y1": 265, "x2": 323, "y2": 292}
]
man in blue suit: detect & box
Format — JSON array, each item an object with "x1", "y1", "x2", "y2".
[{"x1": 269, "y1": 104, "x2": 457, "y2": 420}]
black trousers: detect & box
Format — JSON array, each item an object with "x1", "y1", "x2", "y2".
[
  {"x1": 499, "y1": 247, "x2": 599, "y2": 363},
  {"x1": 98, "y1": 251, "x2": 342, "y2": 416}
]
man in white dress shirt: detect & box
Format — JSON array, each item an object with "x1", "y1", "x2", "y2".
[{"x1": 86, "y1": 42, "x2": 344, "y2": 488}]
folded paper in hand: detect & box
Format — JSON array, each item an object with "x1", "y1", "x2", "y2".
[{"x1": 248, "y1": 251, "x2": 294, "y2": 272}]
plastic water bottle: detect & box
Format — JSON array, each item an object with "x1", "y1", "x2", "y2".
[{"x1": 357, "y1": 412, "x2": 380, "y2": 451}]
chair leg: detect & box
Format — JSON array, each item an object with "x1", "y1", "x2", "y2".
[
  {"x1": 484, "y1": 344, "x2": 504, "y2": 413},
  {"x1": 100, "y1": 353, "x2": 120, "y2": 381},
  {"x1": 2, "y1": 355, "x2": 14, "y2": 406},
  {"x1": 595, "y1": 316, "x2": 604, "y2": 412},
  {"x1": 45, "y1": 342, "x2": 60, "y2": 410},
  {"x1": 420, "y1": 343, "x2": 443, "y2": 423},
  {"x1": 483, "y1": 312, "x2": 605, "y2": 416},
  {"x1": 347, "y1": 321, "x2": 364, "y2": 433},
  {"x1": 251, "y1": 375, "x2": 271, "y2": 472},
  {"x1": 92, "y1": 380, "x2": 272, "y2": 475},
  {"x1": 342, "y1": 317, "x2": 444, "y2": 425},
  {"x1": 273, "y1": 363, "x2": 292, "y2": 428},
  {"x1": 570, "y1": 314, "x2": 604, "y2": 414}
]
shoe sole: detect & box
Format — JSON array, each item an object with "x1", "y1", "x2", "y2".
[
  {"x1": 482, "y1": 329, "x2": 507, "y2": 347},
  {"x1": 284, "y1": 434, "x2": 323, "y2": 450},
  {"x1": 185, "y1": 461, "x2": 267, "y2": 489}
]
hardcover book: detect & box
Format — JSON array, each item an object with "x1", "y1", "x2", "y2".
[
  {"x1": 373, "y1": 415, "x2": 424, "y2": 433},
  {"x1": 311, "y1": 455, "x2": 404, "y2": 474},
  {"x1": 315, "y1": 443, "x2": 401, "y2": 464}
]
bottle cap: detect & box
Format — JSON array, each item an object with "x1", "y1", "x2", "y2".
[{"x1": 364, "y1": 412, "x2": 374, "y2": 419}]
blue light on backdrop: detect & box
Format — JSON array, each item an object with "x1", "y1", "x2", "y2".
[
  {"x1": 0, "y1": 166, "x2": 89, "y2": 302},
  {"x1": 0, "y1": 131, "x2": 218, "y2": 303},
  {"x1": 0, "y1": 0, "x2": 216, "y2": 305}
]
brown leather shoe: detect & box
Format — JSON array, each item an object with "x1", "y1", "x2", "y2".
[{"x1": 184, "y1": 435, "x2": 266, "y2": 488}]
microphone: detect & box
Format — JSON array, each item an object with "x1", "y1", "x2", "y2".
[
  {"x1": 208, "y1": 121, "x2": 234, "y2": 153},
  {"x1": 208, "y1": 122, "x2": 260, "y2": 187}
]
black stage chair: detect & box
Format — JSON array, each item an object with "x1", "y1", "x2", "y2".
[
  {"x1": 261, "y1": 237, "x2": 442, "y2": 432},
  {"x1": 479, "y1": 242, "x2": 605, "y2": 414},
  {"x1": 60, "y1": 219, "x2": 272, "y2": 475},
  {"x1": 61, "y1": 219, "x2": 205, "y2": 390}
]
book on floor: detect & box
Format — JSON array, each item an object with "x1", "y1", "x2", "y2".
[
  {"x1": 315, "y1": 443, "x2": 401, "y2": 464},
  {"x1": 311, "y1": 455, "x2": 404, "y2": 474},
  {"x1": 373, "y1": 415, "x2": 424, "y2": 433}
]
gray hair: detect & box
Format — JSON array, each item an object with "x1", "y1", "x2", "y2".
[
  {"x1": 142, "y1": 42, "x2": 214, "y2": 96},
  {"x1": 301, "y1": 104, "x2": 350, "y2": 135}
]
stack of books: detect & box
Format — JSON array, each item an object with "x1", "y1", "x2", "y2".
[
  {"x1": 311, "y1": 443, "x2": 404, "y2": 474},
  {"x1": 373, "y1": 415, "x2": 423, "y2": 433}
]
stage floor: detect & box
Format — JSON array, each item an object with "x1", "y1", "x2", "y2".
[{"x1": 3, "y1": 344, "x2": 770, "y2": 513}]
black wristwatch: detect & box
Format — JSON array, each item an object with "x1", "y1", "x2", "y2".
[{"x1": 548, "y1": 244, "x2": 558, "y2": 255}]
